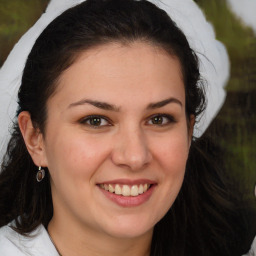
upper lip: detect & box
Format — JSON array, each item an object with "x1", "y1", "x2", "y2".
[{"x1": 97, "y1": 179, "x2": 156, "y2": 185}]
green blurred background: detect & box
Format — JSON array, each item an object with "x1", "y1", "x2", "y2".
[{"x1": 0, "y1": 0, "x2": 255, "y2": 204}]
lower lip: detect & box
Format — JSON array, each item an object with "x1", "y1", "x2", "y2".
[{"x1": 99, "y1": 185, "x2": 156, "y2": 207}]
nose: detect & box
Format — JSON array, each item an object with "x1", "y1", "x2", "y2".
[{"x1": 111, "y1": 127, "x2": 152, "y2": 171}]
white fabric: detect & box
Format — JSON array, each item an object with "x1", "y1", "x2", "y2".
[
  {"x1": 0, "y1": 0, "x2": 230, "y2": 163},
  {"x1": 0, "y1": 223, "x2": 59, "y2": 256},
  {"x1": 243, "y1": 237, "x2": 256, "y2": 256}
]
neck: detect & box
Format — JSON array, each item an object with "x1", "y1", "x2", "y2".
[{"x1": 47, "y1": 216, "x2": 152, "y2": 256}]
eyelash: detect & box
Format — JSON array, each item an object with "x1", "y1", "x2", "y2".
[{"x1": 79, "y1": 114, "x2": 176, "y2": 128}]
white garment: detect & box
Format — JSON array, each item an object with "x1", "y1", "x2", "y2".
[
  {"x1": 0, "y1": 223, "x2": 59, "y2": 256},
  {"x1": 243, "y1": 237, "x2": 256, "y2": 256},
  {"x1": 0, "y1": 222, "x2": 255, "y2": 256}
]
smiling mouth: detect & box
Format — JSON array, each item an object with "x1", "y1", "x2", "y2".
[{"x1": 99, "y1": 183, "x2": 151, "y2": 197}]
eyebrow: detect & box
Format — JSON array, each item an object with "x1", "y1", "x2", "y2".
[
  {"x1": 68, "y1": 99, "x2": 120, "y2": 111},
  {"x1": 147, "y1": 97, "x2": 182, "y2": 109},
  {"x1": 68, "y1": 97, "x2": 182, "y2": 111}
]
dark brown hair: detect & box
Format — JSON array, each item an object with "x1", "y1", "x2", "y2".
[{"x1": 0, "y1": 0, "x2": 254, "y2": 255}]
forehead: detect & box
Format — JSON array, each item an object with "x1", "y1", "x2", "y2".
[{"x1": 50, "y1": 42, "x2": 185, "y2": 109}]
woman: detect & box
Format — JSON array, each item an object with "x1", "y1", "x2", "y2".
[{"x1": 0, "y1": 0, "x2": 255, "y2": 255}]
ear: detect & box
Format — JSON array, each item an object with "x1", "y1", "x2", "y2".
[{"x1": 18, "y1": 111, "x2": 48, "y2": 167}]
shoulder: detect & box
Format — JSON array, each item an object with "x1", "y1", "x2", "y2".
[{"x1": 0, "y1": 221, "x2": 59, "y2": 256}]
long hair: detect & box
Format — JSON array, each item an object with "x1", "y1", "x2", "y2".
[{"x1": 0, "y1": 0, "x2": 254, "y2": 255}]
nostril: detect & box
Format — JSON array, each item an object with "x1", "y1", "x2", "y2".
[
  {"x1": 111, "y1": 130, "x2": 152, "y2": 170},
  {"x1": 111, "y1": 149, "x2": 152, "y2": 170}
]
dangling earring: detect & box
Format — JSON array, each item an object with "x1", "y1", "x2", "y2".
[{"x1": 36, "y1": 166, "x2": 45, "y2": 182}]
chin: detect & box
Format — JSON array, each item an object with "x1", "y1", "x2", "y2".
[
  {"x1": 108, "y1": 226, "x2": 153, "y2": 239},
  {"x1": 101, "y1": 214, "x2": 156, "y2": 239}
]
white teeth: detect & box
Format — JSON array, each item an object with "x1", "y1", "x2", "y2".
[
  {"x1": 109, "y1": 184, "x2": 115, "y2": 193},
  {"x1": 115, "y1": 184, "x2": 122, "y2": 195},
  {"x1": 131, "y1": 185, "x2": 139, "y2": 196},
  {"x1": 99, "y1": 183, "x2": 151, "y2": 197},
  {"x1": 122, "y1": 185, "x2": 130, "y2": 197},
  {"x1": 138, "y1": 184, "x2": 144, "y2": 194}
]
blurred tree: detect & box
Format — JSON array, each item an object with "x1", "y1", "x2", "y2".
[
  {"x1": 196, "y1": 0, "x2": 256, "y2": 203},
  {"x1": 0, "y1": 0, "x2": 49, "y2": 65}
]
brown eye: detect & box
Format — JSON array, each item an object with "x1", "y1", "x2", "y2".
[
  {"x1": 152, "y1": 116, "x2": 164, "y2": 125},
  {"x1": 81, "y1": 115, "x2": 110, "y2": 127},
  {"x1": 147, "y1": 114, "x2": 175, "y2": 126},
  {"x1": 89, "y1": 117, "x2": 102, "y2": 126}
]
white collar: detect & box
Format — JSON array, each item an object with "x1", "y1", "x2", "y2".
[{"x1": 0, "y1": 222, "x2": 60, "y2": 256}]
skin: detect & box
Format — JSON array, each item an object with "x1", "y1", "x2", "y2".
[{"x1": 19, "y1": 42, "x2": 194, "y2": 256}]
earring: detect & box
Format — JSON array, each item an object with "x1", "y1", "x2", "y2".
[{"x1": 36, "y1": 166, "x2": 45, "y2": 182}]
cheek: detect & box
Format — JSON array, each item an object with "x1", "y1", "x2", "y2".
[
  {"x1": 153, "y1": 131, "x2": 190, "y2": 173},
  {"x1": 151, "y1": 130, "x2": 189, "y2": 197},
  {"x1": 44, "y1": 129, "x2": 110, "y2": 182},
  {"x1": 147, "y1": 133, "x2": 189, "y2": 223}
]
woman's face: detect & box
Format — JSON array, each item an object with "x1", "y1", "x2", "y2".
[{"x1": 41, "y1": 42, "x2": 193, "y2": 239}]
